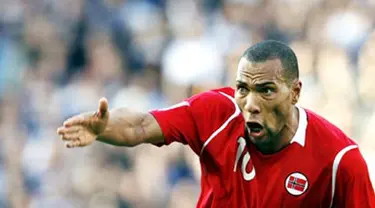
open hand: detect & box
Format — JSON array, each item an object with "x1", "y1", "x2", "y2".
[{"x1": 57, "y1": 98, "x2": 109, "y2": 148}]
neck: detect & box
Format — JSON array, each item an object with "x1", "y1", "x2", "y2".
[
  {"x1": 279, "y1": 106, "x2": 300, "y2": 146},
  {"x1": 255, "y1": 106, "x2": 300, "y2": 154}
]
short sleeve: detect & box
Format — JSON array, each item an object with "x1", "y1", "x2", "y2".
[
  {"x1": 333, "y1": 148, "x2": 375, "y2": 208},
  {"x1": 150, "y1": 88, "x2": 236, "y2": 155},
  {"x1": 150, "y1": 99, "x2": 200, "y2": 151}
]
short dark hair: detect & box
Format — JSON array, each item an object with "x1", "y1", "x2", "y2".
[{"x1": 241, "y1": 40, "x2": 299, "y2": 82}]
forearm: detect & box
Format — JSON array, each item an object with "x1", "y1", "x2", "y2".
[{"x1": 96, "y1": 108, "x2": 164, "y2": 146}]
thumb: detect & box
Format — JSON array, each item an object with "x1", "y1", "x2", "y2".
[{"x1": 98, "y1": 97, "x2": 109, "y2": 118}]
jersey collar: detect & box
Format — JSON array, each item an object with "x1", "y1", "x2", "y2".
[{"x1": 290, "y1": 106, "x2": 308, "y2": 147}]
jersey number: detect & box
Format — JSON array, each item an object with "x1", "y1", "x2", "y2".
[{"x1": 233, "y1": 137, "x2": 256, "y2": 181}]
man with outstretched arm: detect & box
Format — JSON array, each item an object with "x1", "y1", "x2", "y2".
[{"x1": 57, "y1": 40, "x2": 375, "y2": 207}]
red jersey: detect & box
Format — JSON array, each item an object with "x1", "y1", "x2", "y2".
[{"x1": 150, "y1": 87, "x2": 375, "y2": 208}]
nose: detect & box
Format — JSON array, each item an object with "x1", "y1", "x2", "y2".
[{"x1": 244, "y1": 94, "x2": 260, "y2": 114}]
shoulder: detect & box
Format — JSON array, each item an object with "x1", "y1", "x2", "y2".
[
  {"x1": 303, "y1": 108, "x2": 360, "y2": 170},
  {"x1": 332, "y1": 147, "x2": 375, "y2": 207},
  {"x1": 189, "y1": 87, "x2": 235, "y2": 103},
  {"x1": 187, "y1": 87, "x2": 237, "y2": 114},
  {"x1": 305, "y1": 109, "x2": 357, "y2": 150},
  {"x1": 211, "y1": 87, "x2": 235, "y2": 97},
  {"x1": 188, "y1": 86, "x2": 241, "y2": 137},
  {"x1": 336, "y1": 147, "x2": 367, "y2": 178},
  {"x1": 305, "y1": 109, "x2": 365, "y2": 165},
  {"x1": 184, "y1": 87, "x2": 242, "y2": 153}
]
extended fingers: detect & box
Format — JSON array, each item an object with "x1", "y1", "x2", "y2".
[
  {"x1": 64, "y1": 136, "x2": 93, "y2": 148},
  {"x1": 65, "y1": 140, "x2": 81, "y2": 148},
  {"x1": 59, "y1": 129, "x2": 95, "y2": 148},
  {"x1": 58, "y1": 125, "x2": 82, "y2": 142},
  {"x1": 57, "y1": 113, "x2": 97, "y2": 148},
  {"x1": 60, "y1": 132, "x2": 80, "y2": 141},
  {"x1": 57, "y1": 125, "x2": 81, "y2": 135},
  {"x1": 63, "y1": 114, "x2": 87, "y2": 127}
]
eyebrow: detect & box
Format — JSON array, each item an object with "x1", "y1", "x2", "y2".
[
  {"x1": 255, "y1": 81, "x2": 276, "y2": 87},
  {"x1": 236, "y1": 80, "x2": 276, "y2": 87},
  {"x1": 236, "y1": 80, "x2": 247, "y2": 86}
]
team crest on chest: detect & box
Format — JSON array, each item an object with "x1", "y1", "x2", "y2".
[{"x1": 284, "y1": 172, "x2": 309, "y2": 196}]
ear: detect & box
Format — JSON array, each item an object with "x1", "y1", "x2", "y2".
[{"x1": 291, "y1": 80, "x2": 302, "y2": 105}]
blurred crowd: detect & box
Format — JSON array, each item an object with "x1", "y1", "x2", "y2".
[{"x1": 0, "y1": 0, "x2": 375, "y2": 207}]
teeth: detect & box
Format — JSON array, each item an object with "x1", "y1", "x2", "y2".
[
  {"x1": 247, "y1": 122, "x2": 263, "y2": 133},
  {"x1": 251, "y1": 128, "x2": 261, "y2": 132}
]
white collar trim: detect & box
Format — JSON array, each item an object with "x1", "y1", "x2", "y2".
[{"x1": 290, "y1": 106, "x2": 308, "y2": 147}]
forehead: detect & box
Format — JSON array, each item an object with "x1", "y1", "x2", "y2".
[{"x1": 236, "y1": 57, "x2": 285, "y2": 83}]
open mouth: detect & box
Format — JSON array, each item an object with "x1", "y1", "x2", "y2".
[{"x1": 247, "y1": 122, "x2": 265, "y2": 137}]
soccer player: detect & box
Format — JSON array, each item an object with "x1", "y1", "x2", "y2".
[{"x1": 57, "y1": 40, "x2": 375, "y2": 207}]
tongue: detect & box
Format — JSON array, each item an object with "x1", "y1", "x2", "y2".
[{"x1": 248, "y1": 127, "x2": 264, "y2": 137}]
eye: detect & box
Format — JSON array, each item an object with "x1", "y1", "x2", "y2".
[
  {"x1": 261, "y1": 88, "x2": 274, "y2": 96},
  {"x1": 237, "y1": 86, "x2": 249, "y2": 95}
]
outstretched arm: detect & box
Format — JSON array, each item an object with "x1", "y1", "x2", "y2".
[
  {"x1": 57, "y1": 98, "x2": 164, "y2": 148},
  {"x1": 97, "y1": 108, "x2": 164, "y2": 146},
  {"x1": 57, "y1": 89, "x2": 226, "y2": 152}
]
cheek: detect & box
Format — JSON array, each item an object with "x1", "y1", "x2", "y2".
[
  {"x1": 264, "y1": 100, "x2": 290, "y2": 130},
  {"x1": 274, "y1": 101, "x2": 290, "y2": 125},
  {"x1": 234, "y1": 96, "x2": 245, "y2": 110}
]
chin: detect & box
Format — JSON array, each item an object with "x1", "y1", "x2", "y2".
[{"x1": 249, "y1": 135, "x2": 269, "y2": 145}]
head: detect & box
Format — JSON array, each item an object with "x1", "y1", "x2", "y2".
[{"x1": 234, "y1": 40, "x2": 302, "y2": 150}]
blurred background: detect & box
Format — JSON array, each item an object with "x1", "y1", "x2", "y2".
[{"x1": 0, "y1": 0, "x2": 374, "y2": 207}]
